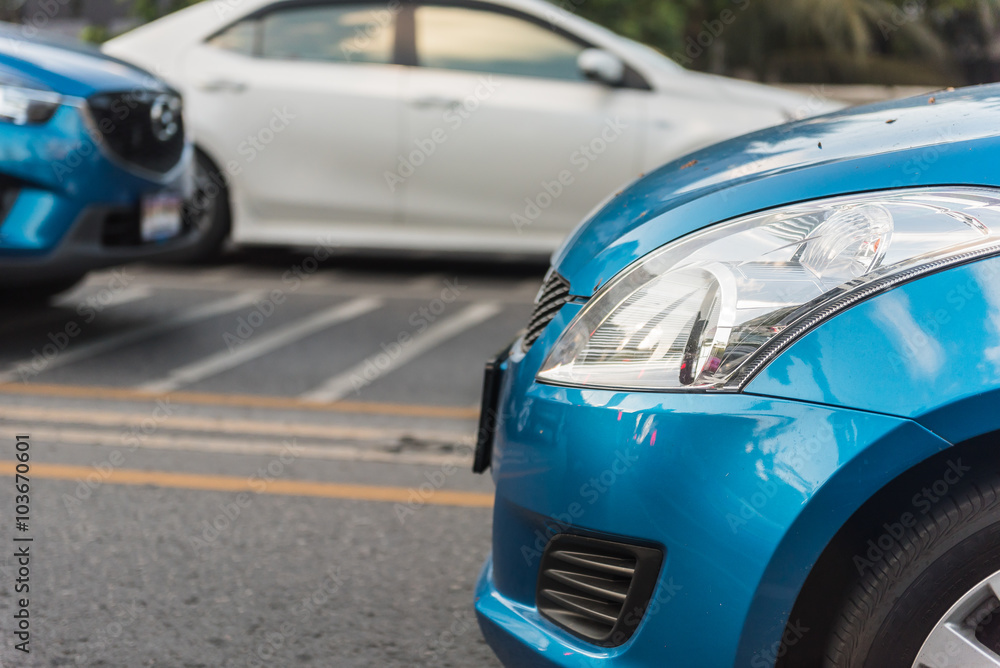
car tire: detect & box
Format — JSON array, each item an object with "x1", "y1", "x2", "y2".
[
  {"x1": 182, "y1": 150, "x2": 231, "y2": 263},
  {"x1": 822, "y1": 467, "x2": 1000, "y2": 667}
]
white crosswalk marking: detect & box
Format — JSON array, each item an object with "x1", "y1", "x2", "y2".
[
  {"x1": 0, "y1": 291, "x2": 265, "y2": 383},
  {"x1": 300, "y1": 302, "x2": 502, "y2": 403},
  {"x1": 138, "y1": 297, "x2": 383, "y2": 394}
]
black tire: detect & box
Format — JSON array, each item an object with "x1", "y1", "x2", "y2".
[
  {"x1": 181, "y1": 150, "x2": 231, "y2": 263},
  {"x1": 823, "y1": 464, "x2": 1000, "y2": 667},
  {"x1": 0, "y1": 275, "x2": 85, "y2": 304}
]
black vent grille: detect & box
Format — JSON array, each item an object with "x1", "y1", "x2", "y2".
[
  {"x1": 537, "y1": 535, "x2": 663, "y2": 647},
  {"x1": 87, "y1": 91, "x2": 185, "y2": 174},
  {"x1": 523, "y1": 269, "x2": 571, "y2": 349}
]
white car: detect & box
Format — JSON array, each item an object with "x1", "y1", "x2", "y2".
[{"x1": 104, "y1": 0, "x2": 834, "y2": 258}]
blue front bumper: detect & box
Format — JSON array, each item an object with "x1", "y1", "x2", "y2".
[
  {"x1": 475, "y1": 303, "x2": 951, "y2": 667},
  {"x1": 0, "y1": 102, "x2": 196, "y2": 283}
]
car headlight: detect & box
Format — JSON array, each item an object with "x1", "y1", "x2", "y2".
[
  {"x1": 0, "y1": 69, "x2": 61, "y2": 125},
  {"x1": 537, "y1": 188, "x2": 1000, "y2": 392}
]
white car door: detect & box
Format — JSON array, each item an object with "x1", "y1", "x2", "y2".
[
  {"x1": 181, "y1": 2, "x2": 405, "y2": 246},
  {"x1": 397, "y1": 3, "x2": 650, "y2": 250}
]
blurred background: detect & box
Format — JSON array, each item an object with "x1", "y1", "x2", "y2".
[
  {"x1": 7, "y1": 0, "x2": 1000, "y2": 86},
  {"x1": 0, "y1": 0, "x2": 995, "y2": 666}
]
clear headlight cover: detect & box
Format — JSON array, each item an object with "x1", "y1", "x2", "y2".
[
  {"x1": 536, "y1": 188, "x2": 1000, "y2": 392},
  {"x1": 0, "y1": 69, "x2": 61, "y2": 125}
]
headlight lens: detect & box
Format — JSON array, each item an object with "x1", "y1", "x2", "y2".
[
  {"x1": 537, "y1": 188, "x2": 1000, "y2": 392},
  {"x1": 0, "y1": 69, "x2": 61, "y2": 125}
]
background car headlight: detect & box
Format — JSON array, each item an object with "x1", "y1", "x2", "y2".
[
  {"x1": 0, "y1": 68, "x2": 61, "y2": 125},
  {"x1": 537, "y1": 188, "x2": 1000, "y2": 392}
]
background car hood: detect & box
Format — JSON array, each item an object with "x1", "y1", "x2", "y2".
[
  {"x1": 0, "y1": 23, "x2": 163, "y2": 97},
  {"x1": 553, "y1": 84, "x2": 1000, "y2": 297}
]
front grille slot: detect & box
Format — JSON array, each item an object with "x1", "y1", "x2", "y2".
[
  {"x1": 87, "y1": 90, "x2": 185, "y2": 174},
  {"x1": 537, "y1": 535, "x2": 663, "y2": 647},
  {"x1": 523, "y1": 269, "x2": 571, "y2": 349}
]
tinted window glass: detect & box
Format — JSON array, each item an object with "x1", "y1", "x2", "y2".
[
  {"x1": 259, "y1": 4, "x2": 395, "y2": 63},
  {"x1": 415, "y1": 6, "x2": 585, "y2": 80},
  {"x1": 207, "y1": 19, "x2": 258, "y2": 55}
]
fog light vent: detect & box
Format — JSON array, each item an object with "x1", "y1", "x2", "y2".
[{"x1": 537, "y1": 534, "x2": 663, "y2": 647}]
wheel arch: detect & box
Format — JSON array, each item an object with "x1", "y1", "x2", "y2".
[{"x1": 770, "y1": 429, "x2": 1000, "y2": 667}]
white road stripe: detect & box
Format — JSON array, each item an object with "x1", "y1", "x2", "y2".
[
  {"x1": 0, "y1": 404, "x2": 474, "y2": 446},
  {"x1": 0, "y1": 291, "x2": 265, "y2": 383},
  {"x1": 10, "y1": 425, "x2": 471, "y2": 467},
  {"x1": 56, "y1": 284, "x2": 154, "y2": 309},
  {"x1": 0, "y1": 286, "x2": 154, "y2": 334},
  {"x1": 301, "y1": 302, "x2": 502, "y2": 403},
  {"x1": 138, "y1": 297, "x2": 383, "y2": 394}
]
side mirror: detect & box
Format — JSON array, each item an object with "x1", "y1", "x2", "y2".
[{"x1": 578, "y1": 49, "x2": 625, "y2": 86}]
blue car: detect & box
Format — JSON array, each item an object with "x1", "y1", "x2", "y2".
[
  {"x1": 475, "y1": 84, "x2": 1000, "y2": 667},
  {"x1": 0, "y1": 24, "x2": 200, "y2": 297}
]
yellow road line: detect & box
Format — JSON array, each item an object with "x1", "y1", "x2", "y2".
[
  {"x1": 0, "y1": 461, "x2": 494, "y2": 508},
  {"x1": 0, "y1": 383, "x2": 480, "y2": 420}
]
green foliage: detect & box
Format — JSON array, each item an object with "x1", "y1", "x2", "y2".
[
  {"x1": 566, "y1": 0, "x2": 1000, "y2": 84},
  {"x1": 130, "y1": 0, "x2": 200, "y2": 24},
  {"x1": 79, "y1": 24, "x2": 111, "y2": 44}
]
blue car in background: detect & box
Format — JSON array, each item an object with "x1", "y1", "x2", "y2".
[
  {"x1": 0, "y1": 23, "x2": 199, "y2": 298},
  {"x1": 475, "y1": 84, "x2": 1000, "y2": 667}
]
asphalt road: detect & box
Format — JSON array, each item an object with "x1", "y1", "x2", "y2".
[{"x1": 0, "y1": 252, "x2": 546, "y2": 667}]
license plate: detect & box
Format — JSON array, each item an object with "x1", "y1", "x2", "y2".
[
  {"x1": 473, "y1": 342, "x2": 513, "y2": 474},
  {"x1": 140, "y1": 193, "x2": 183, "y2": 242}
]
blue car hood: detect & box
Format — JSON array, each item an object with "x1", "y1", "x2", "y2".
[
  {"x1": 0, "y1": 23, "x2": 163, "y2": 97},
  {"x1": 555, "y1": 84, "x2": 1000, "y2": 297}
]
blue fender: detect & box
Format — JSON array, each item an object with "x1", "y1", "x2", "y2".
[{"x1": 738, "y1": 254, "x2": 1000, "y2": 662}]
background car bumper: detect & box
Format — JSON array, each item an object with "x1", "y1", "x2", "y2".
[
  {"x1": 477, "y1": 304, "x2": 951, "y2": 667},
  {"x1": 0, "y1": 103, "x2": 195, "y2": 284}
]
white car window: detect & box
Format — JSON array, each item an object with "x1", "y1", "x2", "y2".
[
  {"x1": 414, "y1": 5, "x2": 586, "y2": 80},
  {"x1": 209, "y1": 3, "x2": 396, "y2": 64},
  {"x1": 207, "y1": 19, "x2": 257, "y2": 56}
]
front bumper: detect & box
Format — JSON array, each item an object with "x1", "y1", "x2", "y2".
[
  {"x1": 475, "y1": 304, "x2": 950, "y2": 667},
  {"x1": 0, "y1": 102, "x2": 196, "y2": 284}
]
